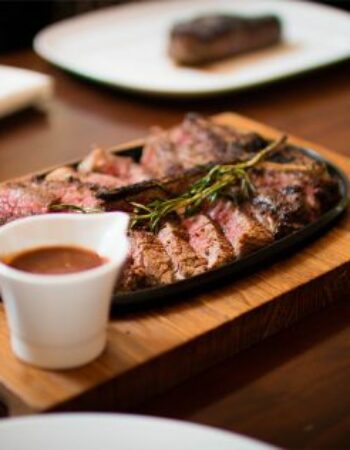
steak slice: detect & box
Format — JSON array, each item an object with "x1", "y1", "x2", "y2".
[
  {"x1": 78, "y1": 147, "x2": 150, "y2": 184},
  {"x1": 39, "y1": 180, "x2": 102, "y2": 209},
  {"x1": 120, "y1": 229, "x2": 175, "y2": 291},
  {"x1": 183, "y1": 214, "x2": 234, "y2": 269},
  {"x1": 157, "y1": 220, "x2": 207, "y2": 279},
  {"x1": 252, "y1": 153, "x2": 340, "y2": 220},
  {"x1": 0, "y1": 182, "x2": 55, "y2": 225},
  {"x1": 46, "y1": 166, "x2": 125, "y2": 190},
  {"x1": 208, "y1": 199, "x2": 273, "y2": 258},
  {"x1": 169, "y1": 14, "x2": 281, "y2": 66},
  {"x1": 141, "y1": 127, "x2": 183, "y2": 178},
  {"x1": 251, "y1": 186, "x2": 311, "y2": 238},
  {"x1": 141, "y1": 114, "x2": 266, "y2": 178}
]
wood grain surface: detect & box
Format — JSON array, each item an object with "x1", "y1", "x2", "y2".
[{"x1": 0, "y1": 49, "x2": 349, "y2": 449}]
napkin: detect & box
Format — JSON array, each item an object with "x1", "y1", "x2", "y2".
[{"x1": 0, "y1": 65, "x2": 53, "y2": 119}]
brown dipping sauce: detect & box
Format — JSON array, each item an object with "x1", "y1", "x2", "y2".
[{"x1": 4, "y1": 246, "x2": 107, "y2": 275}]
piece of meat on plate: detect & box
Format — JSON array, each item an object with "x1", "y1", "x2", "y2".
[
  {"x1": 183, "y1": 213, "x2": 234, "y2": 269},
  {"x1": 120, "y1": 229, "x2": 176, "y2": 291},
  {"x1": 141, "y1": 113, "x2": 266, "y2": 177},
  {"x1": 169, "y1": 14, "x2": 282, "y2": 66},
  {"x1": 0, "y1": 182, "x2": 55, "y2": 225},
  {"x1": 46, "y1": 166, "x2": 125, "y2": 190},
  {"x1": 208, "y1": 199, "x2": 273, "y2": 258},
  {"x1": 157, "y1": 219, "x2": 207, "y2": 280},
  {"x1": 78, "y1": 147, "x2": 150, "y2": 184}
]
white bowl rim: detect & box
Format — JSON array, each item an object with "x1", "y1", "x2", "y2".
[{"x1": 0, "y1": 212, "x2": 130, "y2": 285}]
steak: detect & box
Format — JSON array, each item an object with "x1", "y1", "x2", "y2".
[
  {"x1": 0, "y1": 114, "x2": 341, "y2": 294},
  {"x1": 142, "y1": 113, "x2": 266, "y2": 177},
  {"x1": 208, "y1": 200, "x2": 274, "y2": 257},
  {"x1": 0, "y1": 183, "x2": 54, "y2": 225},
  {"x1": 251, "y1": 186, "x2": 310, "y2": 238},
  {"x1": 157, "y1": 219, "x2": 207, "y2": 279},
  {"x1": 120, "y1": 229, "x2": 175, "y2": 290},
  {"x1": 78, "y1": 147, "x2": 150, "y2": 184},
  {"x1": 169, "y1": 14, "x2": 282, "y2": 66},
  {"x1": 46, "y1": 166, "x2": 125, "y2": 190},
  {"x1": 183, "y1": 214, "x2": 234, "y2": 268},
  {"x1": 141, "y1": 127, "x2": 183, "y2": 178},
  {"x1": 38, "y1": 179, "x2": 102, "y2": 209}
]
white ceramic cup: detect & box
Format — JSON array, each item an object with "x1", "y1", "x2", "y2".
[{"x1": 0, "y1": 212, "x2": 129, "y2": 370}]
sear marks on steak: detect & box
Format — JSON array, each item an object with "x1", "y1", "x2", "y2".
[
  {"x1": 169, "y1": 14, "x2": 282, "y2": 66},
  {"x1": 252, "y1": 157, "x2": 340, "y2": 220},
  {"x1": 251, "y1": 186, "x2": 311, "y2": 238},
  {"x1": 208, "y1": 199, "x2": 274, "y2": 258},
  {"x1": 183, "y1": 214, "x2": 234, "y2": 269},
  {"x1": 120, "y1": 229, "x2": 175, "y2": 291},
  {"x1": 141, "y1": 113, "x2": 266, "y2": 178},
  {"x1": 157, "y1": 220, "x2": 207, "y2": 279}
]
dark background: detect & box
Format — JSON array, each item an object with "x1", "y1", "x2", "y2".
[{"x1": 0, "y1": 0, "x2": 349, "y2": 52}]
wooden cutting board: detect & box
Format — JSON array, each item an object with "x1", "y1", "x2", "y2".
[{"x1": 1, "y1": 112, "x2": 350, "y2": 417}]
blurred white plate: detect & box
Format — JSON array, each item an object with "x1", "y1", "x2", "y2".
[
  {"x1": 0, "y1": 413, "x2": 275, "y2": 450},
  {"x1": 0, "y1": 66, "x2": 53, "y2": 118},
  {"x1": 34, "y1": 0, "x2": 350, "y2": 97}
]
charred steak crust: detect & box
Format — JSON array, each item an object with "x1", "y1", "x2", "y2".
[{"x1": 169, "y1": 14, "x2": 282, "y2": 66}]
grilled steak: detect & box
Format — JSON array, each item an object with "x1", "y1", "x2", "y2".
[
  {"x1": 46, "y1": 166, "x2": 126, "y2": 190},
  {"x1": 183, "y1": 214, "x2": 234, "y2": 268},
  {"x1": 0, "y1": 114, "x2": 341, "y2": 294},
  {"x1": 78, "y1": 147, "x2": 150, "y2": 184},
  {"x1": 0, "y1": 183, "x2": 54, "y2": 225},
  {"x1": 251, "y1": 186, "x2": 311, "y2": 238},
  {"x1": 157, "y1": 220, "x2": 207, "y2": 279},
  {"x1": 142, "y1": 113, "x2": 266, "y2": 177},
  {"x1": 120, "y1": 229, "x2": 175, "y2": 290},
  {"x1": 141, "y1": 127, "x2": 183, "y2": 178},
  {"x1": 208, "y1": 200, "x2": 274, "y2": 257},
  {"x1": 169, "y1": 14, "x2": 282, "y2": 66}
]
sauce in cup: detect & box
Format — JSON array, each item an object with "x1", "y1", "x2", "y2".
[{"x1": 4, "y1": 246, "x2": 107, "y2": 275}]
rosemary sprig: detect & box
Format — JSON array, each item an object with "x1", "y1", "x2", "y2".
[
  {"x1": 49, "y1": 203, "x2": 105, "y2": 214},
  {"x1": 131, "y1": 135, "x2": 287, "y2": 231}
]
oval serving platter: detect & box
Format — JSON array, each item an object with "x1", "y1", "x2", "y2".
[
  {"x1": 110, "y1": 144, "x2": 349, "y2": 311},
  {"x1": 1, "y1": 139, "x2": 348, "y2": 312}
]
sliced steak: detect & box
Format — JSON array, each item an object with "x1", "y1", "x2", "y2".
[
  {"x1": 141, "y1": 127, "x2": 183, "y2": 178},
  {"x1": 157, "y1": 220, "x2": 207, "y2": 279},
  {"x1": 0, "y1": 182, "x2": 54, "y2": 225},
  {"x1": 252, "y1": 155, "x2": 340, "y2": 220},
  {"x1": 120, "y1": 229, "x2": 175, "y2": 291},
  {"x1": 251, "y1": 186, "x2": 311, "y2": 238},
  {"x1": 208, "y1": 199, "x2": 273, "y2": 258},
  {"x1": 141, "y1": 114, "x2": 266, "y2": 178},
  {"x1": 78, "y1": 147, "x2": 150, "y2": 184},
  {"x1": 169, "y1": 113, "x2": 265, "y2": 169},
  {"x1": 46, "y1": 166, "x2": 125, "y2": 190},
  {"x1": 183, "y1": 213, "x2": 234, "y2": 268},
  {"x1": 40, "y1": 180, "x2": 102, "y2": 209},
  {"x1": 169, "y1": 14, "x2": 282, "y2": 66}
]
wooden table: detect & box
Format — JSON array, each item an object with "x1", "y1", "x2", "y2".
[{"x1": 0, "y1": 49, "x2": 350, "y2": 449}]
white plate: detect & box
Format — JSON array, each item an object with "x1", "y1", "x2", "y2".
[
  {"x1": 0, "y1": 413, "x2": 274, "y2": 450},
  {"x1": 34, "y1": 0, "x2": 350, "y2": 97}
]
